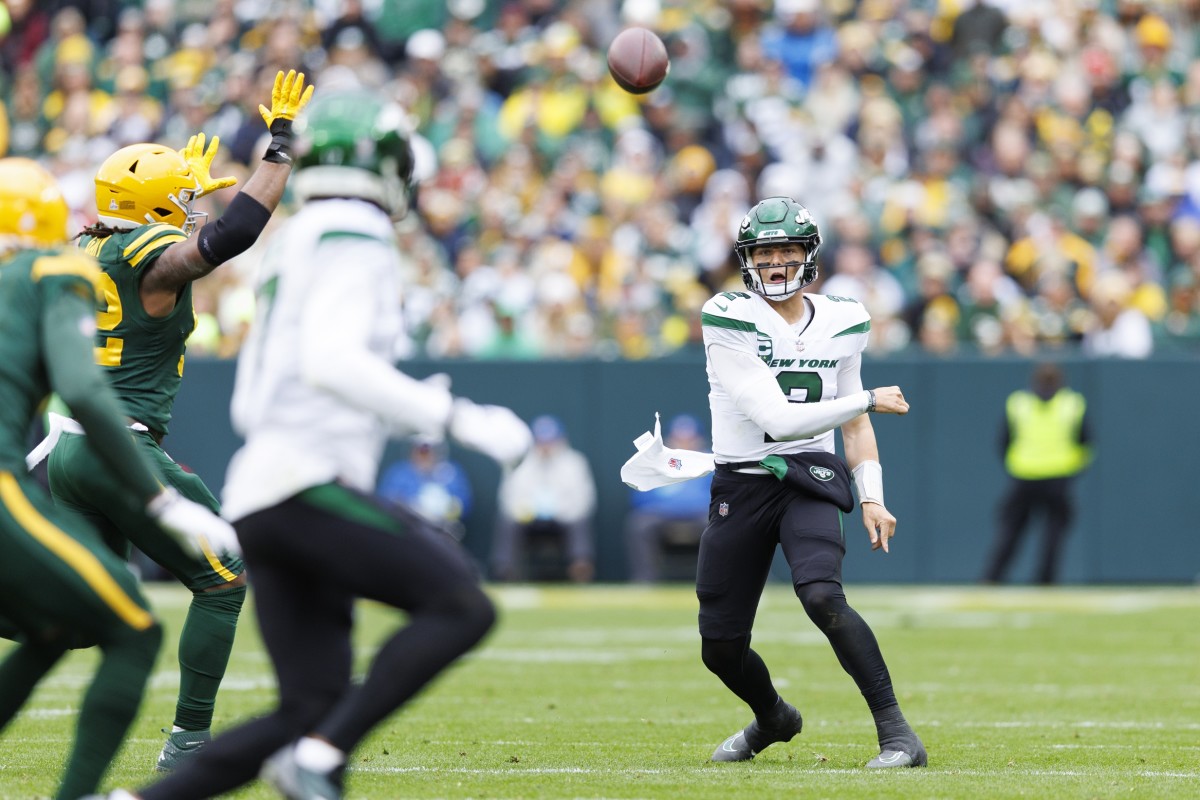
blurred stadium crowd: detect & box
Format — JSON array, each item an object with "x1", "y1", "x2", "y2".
[{"x1": 4, "y1": 0, "x2": 1200, "y2": 360}]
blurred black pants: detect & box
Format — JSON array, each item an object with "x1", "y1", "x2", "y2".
[{"x1": 985, "y1": 477, "x2": 1074, "y2": 584}]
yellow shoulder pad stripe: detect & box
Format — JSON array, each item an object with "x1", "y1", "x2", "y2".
[
  {"x1": 31, "y1": 253, "x2": 101, "y2": 286},
  {"x1": 123, "y1": 224, "x2": 187, "y2": 268},
  {"x1": 82, "y1": 237, "x2": 106, "y2": 258},
  {"x1": 128, "y1": 234, "x2": 186, "y2": 268},
  {"x1": 122, "y1": 223, "x2": 180, "y2": 257}
]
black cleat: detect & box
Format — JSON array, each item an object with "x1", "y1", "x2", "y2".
[
  {"x1": 155, "y1": 728, "x2": 211, "y2": 772},
  {"x1": 711, "y1": 700, "x2": 803, "y2": 762}
]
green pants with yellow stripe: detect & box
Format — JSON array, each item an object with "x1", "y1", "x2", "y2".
[
  {"x1": 0, "y1": 469, "x2": 162, "y2": 800},
  {"x1": 48, "y1": 430, "x2": 246, "y2": 733},
  {"x1": 49, "y1": 430, "x2": 243, "y2": 587}
]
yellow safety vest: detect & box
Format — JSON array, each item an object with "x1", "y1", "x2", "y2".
[{"x1": 1004, "y1": 389, "x2": 1090, "y2": 480}]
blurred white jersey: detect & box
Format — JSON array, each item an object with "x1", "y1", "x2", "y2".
[
  {"x1": 222, "y1": 199, "x2": 406, "y2": 521},
  {"x1": 702, "y1": 290, "x2": 871, "y2": 462}
]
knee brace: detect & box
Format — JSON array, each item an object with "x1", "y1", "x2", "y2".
[
  {"x1": 795, "y1": 580, "x2": 849, "y2": 631},
  {"x1": 701, "y1": 635, "x2": 749, "y2": 679}
]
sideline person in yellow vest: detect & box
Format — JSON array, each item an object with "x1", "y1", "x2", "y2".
[{"x1": 983, "y1": 363, "x2": 1092, "y2": 584}]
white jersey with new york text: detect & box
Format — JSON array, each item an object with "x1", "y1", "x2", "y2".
[{"x1": 702, "y1": 290, "x2": 871, "y2": 462}]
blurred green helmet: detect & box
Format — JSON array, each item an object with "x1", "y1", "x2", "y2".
[
  {"x1": 734, "y1": 196, "x2": 822, "y2": 301},
  {"x1": 292, "y1": 90, "x2": 415, "y2": 218}
]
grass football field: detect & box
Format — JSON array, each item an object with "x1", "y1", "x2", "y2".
[{"x1": 0, "y1": 583, "x2": 1197, "y2": 799}]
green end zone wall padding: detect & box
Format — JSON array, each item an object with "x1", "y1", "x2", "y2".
[{"x1": 172, "y1": 355, "x2": 1200, "y2": 584}]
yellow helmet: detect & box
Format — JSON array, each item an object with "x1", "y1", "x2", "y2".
[
  {"x1": 0, "y1": 158, "x2": 70, "y2": 247},
  {"x1": 94, "y1": 143, "x2": 203, "y2": 233}
]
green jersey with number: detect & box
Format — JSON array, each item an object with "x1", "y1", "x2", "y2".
[
  {"x1": 0, "y1": 247, "x2": 100, "y2": 470},
  {"x1": 80, "y1": 223, "x2": 195, "y2": 435},
  {"x1": 701, "y1": 290, "x2": 871, "y2": 461}
]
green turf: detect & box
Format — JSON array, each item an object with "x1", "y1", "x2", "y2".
[{"x1": 1, "y1": 584, "x2": 1198, "y2": 799}]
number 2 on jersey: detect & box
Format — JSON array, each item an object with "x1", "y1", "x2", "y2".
[
  {"x1": 765, "y1": 371, "x2": 822, "y2": 443},
  {"x1": 94, "y1": 271, "x2": 123, "y2": 366}
]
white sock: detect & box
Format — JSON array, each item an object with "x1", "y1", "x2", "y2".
[{"x1": 294, "y1": 736, "x2": 346, "y2": 773}]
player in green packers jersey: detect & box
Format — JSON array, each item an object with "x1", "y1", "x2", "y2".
[
  {"x1": 42, "y1": 69, "x2": 313, "y2": 771},
  {"x1": 0, "y1": 158, "x2": 238, "y2": 800}
]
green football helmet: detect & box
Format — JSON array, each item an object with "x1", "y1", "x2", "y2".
[
  {"x1": 734, "y1": 196, "x2": 822, "y2": 302},
  {"x1": 292, "y1": 90, "x2": 415, "y2": 218}
]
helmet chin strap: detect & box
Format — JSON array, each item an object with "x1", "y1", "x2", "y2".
[{"x1": 751, "y1": 261, "x2": 806, "y2": 301}]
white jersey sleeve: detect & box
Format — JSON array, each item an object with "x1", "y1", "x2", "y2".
[
  {"x1": 704, "y1": 291, "x2": 872, "y2": 462},
  {"x1": 223, "y1": 199, "x2": 450, "y2": 522},
  {"x1": 298, "y1": 256, "x2": 452, "y2": 436},
  {"x1": 708, "y1": 345, "x2": 870, "y2": 442}
]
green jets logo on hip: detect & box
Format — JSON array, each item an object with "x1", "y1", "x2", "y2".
[{"x1": 809, "y1": 466, "x2": 835, "y2": 482}]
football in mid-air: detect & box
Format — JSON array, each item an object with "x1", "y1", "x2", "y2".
[{"x1": 606, "y1": 27, "x2": 669, "y2": 95}]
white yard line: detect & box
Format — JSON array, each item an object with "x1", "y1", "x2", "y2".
[
  {"x1": 358, "y1": 764, "x2": 1200, "y2": 779},
  {"x1": 481, "y1": 586, "x2": 1200, "y2": 615}
]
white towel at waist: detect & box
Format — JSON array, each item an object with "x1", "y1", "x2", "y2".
[{"x1": 25, "y1": 412, "x2": 150, "y2": 470}]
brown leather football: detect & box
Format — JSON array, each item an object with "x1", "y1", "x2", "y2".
[{"x1": 606, "y1": 27, "x2": 669, "y2": 95}]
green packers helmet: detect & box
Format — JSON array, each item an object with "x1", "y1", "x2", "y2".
[
  {"x1": 292, "y1": 90, "x2": 415, "y2": 218},
  {"x1": 734, "y1": 196, "x2": 822, "y2": 302},
  {"x1": 0, "y1": 158, "x2": 69, "y2": 246},
  {"x1": 95, "y1": 143, "x2": 203, "y2": 233}
]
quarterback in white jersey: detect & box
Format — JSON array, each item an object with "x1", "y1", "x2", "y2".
[
  {"x1": 703, "y1": 290, "x2": 872, "y2": 463},
  {"x1": 129, "y1": 91, "x2": 530, "y2": 800},
  {"x1": 695, "y1": 197, "x2": 926, "y2": 772}
]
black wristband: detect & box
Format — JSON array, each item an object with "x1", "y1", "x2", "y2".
[
  {"x1": 866, "y1": 389, "x2": 876, "y2": 413},
  {"x1": 262, "y1": 117, "x2": 295, "y2": 164}
]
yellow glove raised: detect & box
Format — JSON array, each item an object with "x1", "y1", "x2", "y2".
[
  {"x1": 258, "y1": 70, "x2": 315, "y2": 164},
  {"x1": 258, "y1": 69, "x2": 315, "y2": 128},
  {"x1": 180, "y1": 132, "x2": 237, "y2": 196}
]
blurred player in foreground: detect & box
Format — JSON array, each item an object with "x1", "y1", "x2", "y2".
[
  {"x1": 100, "y1": 90, "x2": 532, "y2": 800},
  {"x1": 43, "y1": 69, "x2": 311, "y2": 771},
  {"x1": 0, "y1": 158, "x2": 239, "y2": 800}
]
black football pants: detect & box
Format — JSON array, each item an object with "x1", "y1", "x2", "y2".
[{"x1": 139, "y1": 483, "x2": 496, "y2": 800}]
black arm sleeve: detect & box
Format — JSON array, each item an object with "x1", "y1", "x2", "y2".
[
  {"x1": 40, "y1": 288, "x2": 163, "y2": 501},
  {"x1": 195, "y1": 191, "x2": 272, "y2": 266}
]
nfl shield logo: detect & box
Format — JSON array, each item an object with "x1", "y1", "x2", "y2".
[
  {"x1": 668, "y1": 457, "x2": 682, "y2": 470},
  {"x1": 718, "y1": 502, "x2": 729, "y2": 517}
]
